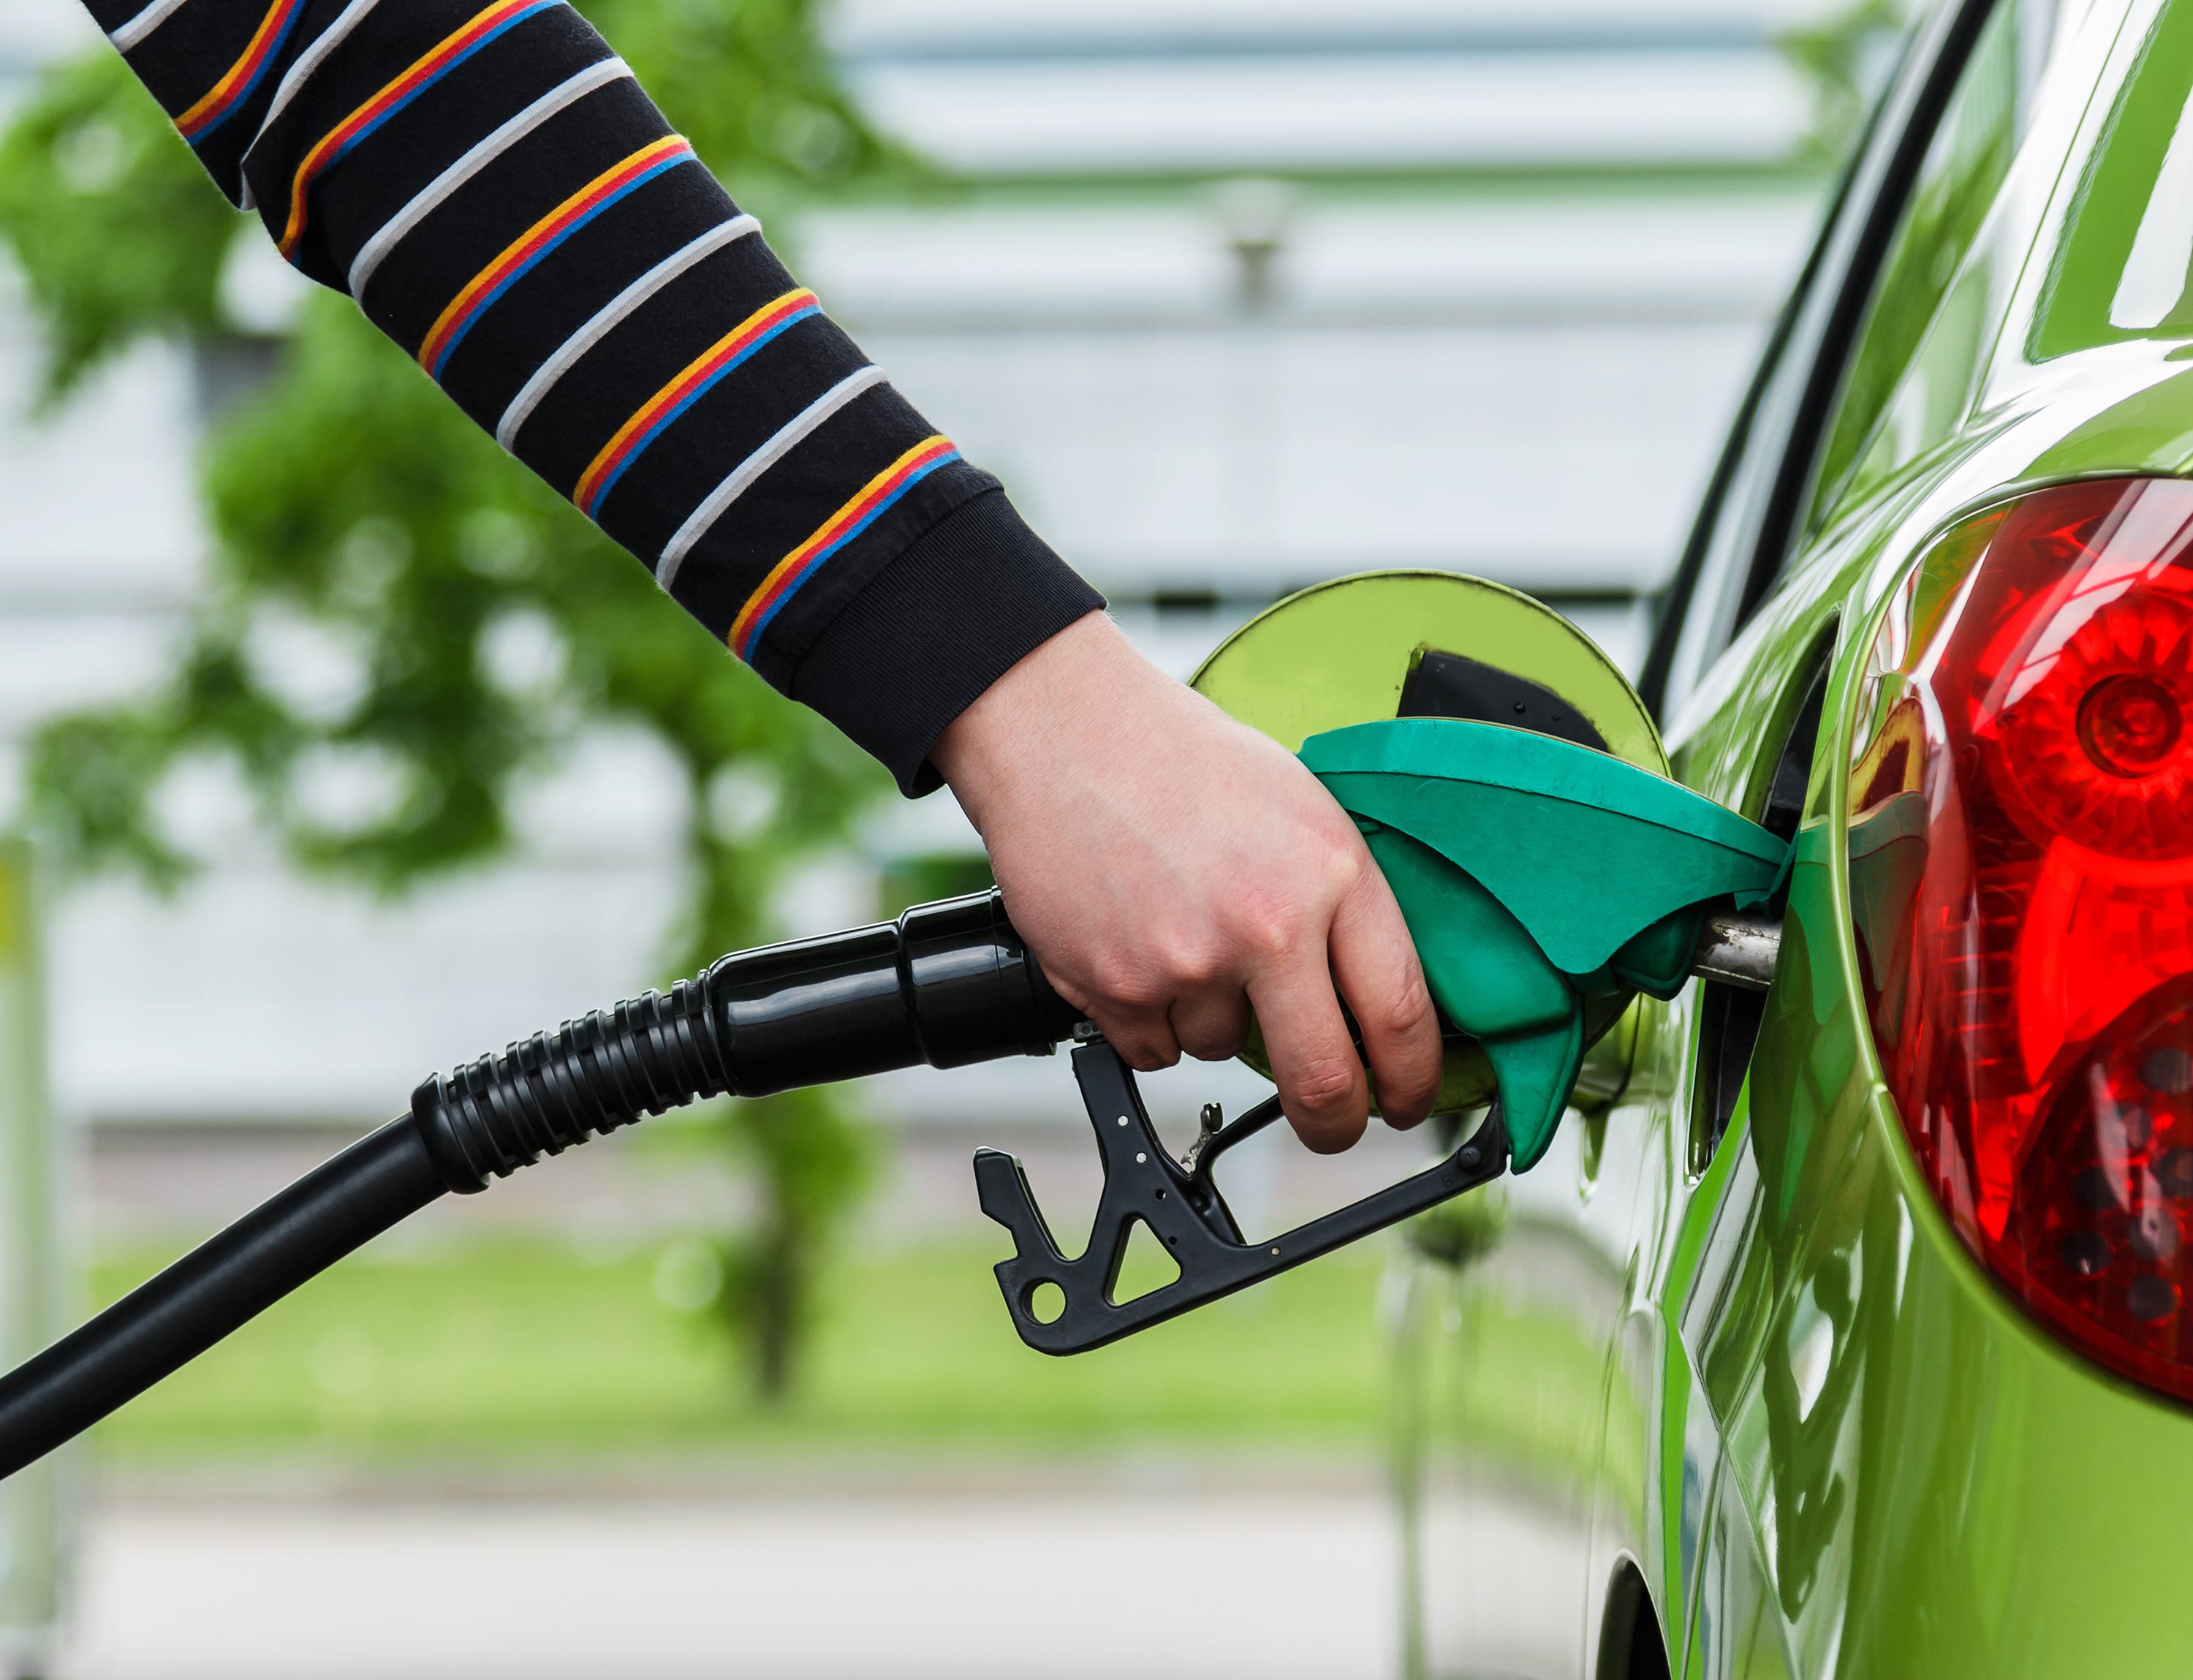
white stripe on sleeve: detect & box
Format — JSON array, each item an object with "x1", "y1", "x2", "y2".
[
  {"x1": 349, "y1": 56, "x2": 632, "y2": 299},
  {"x1": 251, "y1": 0, "x2": 382, "y2": 145},
  {"x1": 493, "y1": 213, "x2": 759, "y2": 453},
  {"x1": 109, "y1": 0, "x2": 189, "y2": 53},
  {"x1": 656, "y1": 365, "x2": 887, "y2": 594}
]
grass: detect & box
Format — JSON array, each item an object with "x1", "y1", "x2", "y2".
[{"x1": 88, "y1": 1233, "x2": 1393, "y2": 1464}]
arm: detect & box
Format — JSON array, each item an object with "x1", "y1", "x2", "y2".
[
  {"x1": 88, "y1": 0, "x2": 1444, "y2": 1139},
  {"x1": 89, "y1": 0, "x2": 1094, "y2": 789}
]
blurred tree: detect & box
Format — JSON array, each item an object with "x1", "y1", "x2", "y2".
[
  {"x1": 0, "y1": 0, "x2": 924, "y2": 1400},
  {"x1": 1780, "y1": 0, "x2": 1913, "y2": 167},
  {"x1": 0, "y1": 51, "x2": 234, "y2": 401}
]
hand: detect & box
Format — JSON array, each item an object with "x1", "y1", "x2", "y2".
[{"x1": 932, "y1": 613, "x2": 1444, "y2": 1152}]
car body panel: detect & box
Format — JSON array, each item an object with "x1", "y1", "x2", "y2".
[{"x1": 1393, "y1": 0, "x2": 2193, "y2": 1674}]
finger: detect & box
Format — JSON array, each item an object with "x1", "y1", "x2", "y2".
[
  {"x1": 1088, "y1": 1004, "x2": 1182, "y2": 1073},
  {"x1": 1169, "y1": 986, "x2": 1252, "y2": 1062},
  {"x1": 1329, "y1": 870, "x2": 1444, "y2": 1130},
  {"x1": 1248, "y1": 952, "x2": 1369, "y2": 1154},
  {"x1": 1029, "y1": 957, "x2": 1183, "y2": 1073}
]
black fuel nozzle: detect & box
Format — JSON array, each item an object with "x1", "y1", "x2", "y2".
[
  {"x1": 414, "y1": 890, "x2": 1080, "y2": 1192},
  {"x1": 0, "y1": 891, "x2": 1080, "y2": 1480}
]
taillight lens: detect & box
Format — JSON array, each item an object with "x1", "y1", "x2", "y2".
[{"x1": 1849, "y1": 476, "x2": 2193, "y2": 1402}]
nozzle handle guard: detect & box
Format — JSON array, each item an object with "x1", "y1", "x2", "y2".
[{"x1": 975, "y1": 1040, "x2": 1508, "y2": 1355}]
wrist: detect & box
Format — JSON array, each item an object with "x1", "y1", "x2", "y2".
[{"x1": 932, "y1": 610, "x2": 1150, "y2": 817}]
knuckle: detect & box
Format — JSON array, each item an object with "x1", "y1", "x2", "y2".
[
  {"x1": 1169, "y1": 991, "x2": 1250, "y2": 1063},
  {"x1": 1327, "y1": 836, "x2": 1374, "y2": 890},
  {"x1": 1306, "y1": 821, "x2": 1371, "y2": 886},
  {"x1": 1231, "y1": 895, "x2": 1314, "y2": 968},
  {"x1": 1149, "y1": 931, "x2": 1226, "y2": 993},
  {"x1": 1360, "y1": 972, "x2": 1437, "y2": 1048},
  {"x1": 1228, "y1": 842, "x2": 1374, "y2": 971},
  {"x1": 1178, "y1": 1021, "x2": 1249, "y2": 1062},
  {"x1": 1288, "y1": 1056, "x2": 1361, "y2": 1116},
  {"x1": 1086, "y1": 954, "x2": 1164, "y2": 1013}
]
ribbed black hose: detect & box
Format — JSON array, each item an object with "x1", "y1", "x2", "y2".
[
  {"x1": 413, "y1": 977, "x2": 732, "y2": 1191},
  {"x1": 0, "y1": 891, "x2": 1077, "y2": 1479}
]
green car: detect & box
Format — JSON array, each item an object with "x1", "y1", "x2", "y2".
[{"x1": 1386, "y1": 0, "x2": 2193, "y2": 1673}]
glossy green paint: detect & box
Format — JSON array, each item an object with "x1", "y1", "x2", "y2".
[{"x1": 1391, "y1": 1, "x2": 2193, "y2": 1674}]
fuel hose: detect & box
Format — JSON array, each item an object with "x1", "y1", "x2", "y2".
[{"x1": 0, "y1": 890, "x2": 1078, "y2": 1480}]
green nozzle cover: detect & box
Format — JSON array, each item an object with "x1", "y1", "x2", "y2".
[{"x1": 1300, "y1": 718, "x2": 1788, "y2": 1170}]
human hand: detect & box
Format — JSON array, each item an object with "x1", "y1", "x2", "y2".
[{"x1": 931, "y1": 613, "x2": 1444, "y2": 1152}]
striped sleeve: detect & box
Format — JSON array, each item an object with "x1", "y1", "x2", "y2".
[{"x1": 82, "y1": 0, "x2": 1102, "y2": 793}]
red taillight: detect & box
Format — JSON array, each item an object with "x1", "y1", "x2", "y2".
[{"x1": 1851, "y1": 476, "x2": 2193, "y2": 1402}]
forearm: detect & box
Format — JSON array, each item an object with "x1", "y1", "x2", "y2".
[
  {"x1": 86, "y1": 0, "x2": 1447, "y2": 1146},
  {"x1": 86, "y1": 0, "x2": 1099, "y2": 790}
]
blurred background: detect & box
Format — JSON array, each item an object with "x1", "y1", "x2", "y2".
[{"x1": 0, "y1": 0, "x2": 1883, "y2": 1673}]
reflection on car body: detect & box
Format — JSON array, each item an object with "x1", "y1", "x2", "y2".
[{"x1": 1391, "y1": 0, "x2": 2193, "y2": 1673}]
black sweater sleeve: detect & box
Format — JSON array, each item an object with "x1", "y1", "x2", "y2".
[{"x1": 83, "y1": 0, "x2": 1102, "y2": 793}]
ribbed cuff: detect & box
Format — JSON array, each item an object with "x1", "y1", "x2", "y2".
[{"x1": 790, "y1": 489, "x2": 1105, "y2": 795}]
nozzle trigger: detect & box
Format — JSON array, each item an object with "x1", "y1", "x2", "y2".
[{"x1": 973, "y1": 1040, "x2": 1508, "y2": 1355}]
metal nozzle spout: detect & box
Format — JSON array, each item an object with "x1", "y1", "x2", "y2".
[{"x1": 1689, "y1": 911, "x2": 1782, "y2": 993}]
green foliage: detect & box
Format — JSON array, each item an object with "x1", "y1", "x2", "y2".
[
  {"x1": 0, "y1": 51, "x2": 240, "y2": 401},
  {"x1": 1779, "y1": 0, "x2": 1914, "y2": 168},
  {"x1": 711, "y1": 1088, "x2": 876, "y2": 1396},
  {"x1": 574, "y1": 0, "x2": 922, "y2": 214},
  {"x1": 1, "y1": 0, "x2": 920, "y2": 1398}
]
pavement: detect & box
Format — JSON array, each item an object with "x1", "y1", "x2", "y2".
[{"x1": 53, "y1": 1489, "x2": 1400, "y2": 1680}]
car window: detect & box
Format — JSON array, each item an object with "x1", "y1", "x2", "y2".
[
  {"x1": 1804, "y1": 0, "x2": 2053, "y2": 527},
  {"x1": 2029, "y1": 0, "x2": 2193, "y2": 357},
  {"x1": 1641, "y1": 0, "x2": 2002, "y2": 725}
]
